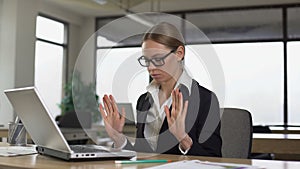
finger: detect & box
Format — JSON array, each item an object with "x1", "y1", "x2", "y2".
[
  {"x1": 182, "y1": 100, "x2": 189, "y2": 119},
  {"x1": 99, "y1": 103, "x2": 107, "y2": 119},
  {"x1": 120, "y1": 107, "x2": 126, "y2": 123},
  {"x1": 104, "y1": 95, "x2": 114, "y2": 114},
  {"x1": 173, "y1": 89, "x2": 180, "y2": 118},
  {"x1": 109, "y1": 95, "x2": 119, "y2": 115},
  {"x1": 178, "y1": 91, "x2": 183, "y2": 116},
  {"x1": 171, "y1": 90, "x2": 176, "y2": 118},
  {"x1": 164, "y1": 105, "x2": 172, "y2": 124},
  {"x1": 176, "y1": 89, "x2": 180, "y2": 111},
  {"x1": 103, "y1": 95, "x2": 110, "y2": 116},
  {"x1": 165, "y1": 105, "x2": 170, "y2": 119}
]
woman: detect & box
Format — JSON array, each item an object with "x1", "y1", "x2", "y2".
[{"x1": 99, "y1": 22, "x2": 222, "y2": 157}]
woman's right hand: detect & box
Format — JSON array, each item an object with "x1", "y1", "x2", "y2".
[{"x1": 99, "y1": 94, "x2": 126, "y2": 148}]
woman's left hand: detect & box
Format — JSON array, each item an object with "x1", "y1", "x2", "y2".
[{"x1": 164, "y1": 88, "x2": 189, "y2": 141}]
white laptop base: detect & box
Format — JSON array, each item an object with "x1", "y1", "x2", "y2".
[{"x1": 4, "y1": 87, "x2": 136, "y2": 161}]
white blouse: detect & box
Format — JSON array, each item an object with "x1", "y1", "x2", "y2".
[{"x1": 144, "y1": 69, "x2": 192, "y2": 151}]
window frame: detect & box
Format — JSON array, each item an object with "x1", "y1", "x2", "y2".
[
  {"x1": 95, "y1": 4, "x2": 300, "y2": 127},
  {"x1": 35, "y1": 14, "x2": 69, "y2": 118},
  {"x1": 36, "y1": 13, "x2": 69, "y2": 86}
]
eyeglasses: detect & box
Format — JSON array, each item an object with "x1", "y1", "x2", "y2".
[{"x1": 137, "y1": 49, "x2": 175, "y2": 67}]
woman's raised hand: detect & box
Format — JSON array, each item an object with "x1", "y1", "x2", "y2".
[
  {"x1": 99, "y1": 94, "x2": 126, "y2": 147},
  {"x1": 164, "y1": 88, "x2": 189, "y2": 141}
]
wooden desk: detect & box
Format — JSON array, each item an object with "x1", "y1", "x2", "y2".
[
  {"x1": 1, "y1": 143, "x2": 300, "y2": 169},
  {"x1": 252, "y1": 133, "x2": 300, "y2": 154}
]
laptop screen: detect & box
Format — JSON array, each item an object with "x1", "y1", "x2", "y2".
[{"x1": 4, "y1": 87, "x2": 72, "y2": 153}]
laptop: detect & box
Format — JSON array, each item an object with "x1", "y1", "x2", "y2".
[
  {"x1": 4, "y1": 86, "x2": 136, "y2": 161},
  {"x1": 117, "y1": 103, "x2": 135, "y2": 125}
]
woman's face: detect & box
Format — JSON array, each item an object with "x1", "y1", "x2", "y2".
[{"x1": 141, "y1": 39, "x2": 183, "y2": 84}]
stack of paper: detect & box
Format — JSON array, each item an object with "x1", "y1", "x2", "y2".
[
  {"x1": 0, "y1": 146, "x2": 37, "y2": 157},
  {"x1": 145, "y1": 160, "x2": 262, "y2": 169}
]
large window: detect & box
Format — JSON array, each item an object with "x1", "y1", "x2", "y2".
[
  {"x1": 35, "y1": 15, "x2": 67, "y2": 119},
  {"x1": 96, "y1": 5, "x2": 300, "y2": 126},
  {"x1": 185, "y1": 9, "x2": 282, "y2": 43},
  {"x1": 192, "y1": 43, "x2": 283, "y2": 125},
  {"x1": 96, "y1": 48, "x2": 149, "y2": 121}
]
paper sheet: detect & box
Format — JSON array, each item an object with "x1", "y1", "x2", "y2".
[
  {"x1": 144, "y1": 160, "x2": 262, "y2": 169},
  {"x1": 0, "y1": 146, "x2": 37, "y2": 157}
]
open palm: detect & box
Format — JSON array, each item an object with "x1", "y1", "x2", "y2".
[
  {"x1": 165, "y1": 88, "x2": 189, "y2": 141},
  {"x1": 99, "y1": 95, "x2": 125, "y2": 143}
]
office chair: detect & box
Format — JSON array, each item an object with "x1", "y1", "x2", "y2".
[{"x1": 220, "y1": 108, "x2": 253, "y2": 158}]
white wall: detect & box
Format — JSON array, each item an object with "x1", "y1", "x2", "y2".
[
  {"x1": 0, "y1": 0, "x2": 17, "y2": 128},
  {"x1": 0, "y1": 0, "x2": 38, "y2": 127},
  {"x1": 0, "y1": 0, "x2": 96, "y2": 128},
  {"x1": 39, "y1": 0, "x2": 96, "y2": 83},
  {"x1": 0, "y1": 0, "x2": 2, "y2": 43},
  {"x1": 75, "y1": 17, "x2": 96, "y2": 84}
]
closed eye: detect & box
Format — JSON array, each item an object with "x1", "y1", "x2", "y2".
[
  {"x1": 151, "y1": 53, "x2": 165, "y2": 58},
  {"x1": 154, "y1": 58, "x2": 163, "y2": 62}
]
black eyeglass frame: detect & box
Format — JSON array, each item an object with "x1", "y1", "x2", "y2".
[{"x1": 137, "y1": 49, "x2": 176, "y2": 67}]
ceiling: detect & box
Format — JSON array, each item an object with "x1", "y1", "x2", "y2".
[{"x1": 43, "y1": 0, "x2": 300, "y2": 17}]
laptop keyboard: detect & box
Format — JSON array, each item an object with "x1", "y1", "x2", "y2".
[{"x1": 70, "y1": 145, "x2": 109, "y2": 153}]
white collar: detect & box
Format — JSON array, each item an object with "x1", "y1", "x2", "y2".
[{"x1": 146, "y1": 68, "x2": 193, "y2": 95}]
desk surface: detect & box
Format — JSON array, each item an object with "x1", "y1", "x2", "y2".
[
  {"x1": 1, "y1": 143, "x2": 300, "y2": 169},
  {"x1": 270, "y1": 127, "x2": 300, "y2": 134},
  {"x1": 252, "y1": 133, "x2": 300, "y2": 155}
]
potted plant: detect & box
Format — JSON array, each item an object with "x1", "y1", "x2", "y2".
[{"x1": 57, "y1": 71, "x2": 100, "y2": 128}]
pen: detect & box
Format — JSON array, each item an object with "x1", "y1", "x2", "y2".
[{"x1": 115, "y1": 159, "x2": 171, "y2": 164}]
